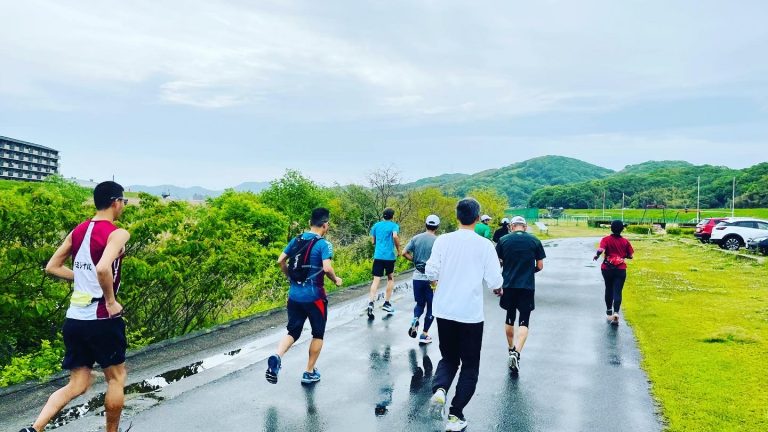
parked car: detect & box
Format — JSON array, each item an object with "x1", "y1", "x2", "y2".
[
  {"x1": 746, "y1": 236, "x2": 768, "y2": 255},
  {"x1": 710, "y1": 218, "x2": 768, "y2": 251},
  {"x1": 693, "y1": 217, "x2": 729, "y2": 243}
]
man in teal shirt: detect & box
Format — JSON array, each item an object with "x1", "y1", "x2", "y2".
[
  {"x1": 367, "y1": 208, "x2": 400, "y2": 319},
  {"x1": 475, "y1": 214, "x2": 492, "y2": 240}
]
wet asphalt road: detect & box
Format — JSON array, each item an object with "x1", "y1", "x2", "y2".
[{"x1": 13, "y1": 237, "x2": 662, "y2": 432}]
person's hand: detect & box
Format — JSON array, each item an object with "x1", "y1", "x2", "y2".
[
  {"x1": 593, "y1": 255, "x2": 599, "y2": 261},
  {"x1": 106, "y1": 300, "x2": 123, "y2": 318},
  {"x1": 430, "y1": 280, "x2": 438, "y2": 291},
  {"x1": 334, "y1": 276, "x2": 343, "y2": 287},
  {"x1": 493, "y1": 288, "x2": 503, "y2": 297}
]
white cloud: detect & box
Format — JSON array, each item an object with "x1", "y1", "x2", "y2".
[{"x1": 3, "y1": 0, "x2": 766, "y2": 117}]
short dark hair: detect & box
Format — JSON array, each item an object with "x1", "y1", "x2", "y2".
[
  {"x1": 382, "y1": 208, "x2": 395, "y2": 220},
  {"x1": 425, "y1": 223, "x2": 439, "y2": 231},
  {"x1": 311, "y1": 207, "x2": 330, "y2": 227},
  {"x1": 456, "y1": 198, "x2": 480, "y2": 225},
  {"x1": 93, "y1": 181, "x2": 124, "y2": 210}
]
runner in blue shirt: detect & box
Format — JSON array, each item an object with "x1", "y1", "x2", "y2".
[
  {"x1": 265, "y1": 208, "x2": 342, "y2": 385},
  {"x1": 366, "y1": 208, "x2": 401, "y2": 319}
]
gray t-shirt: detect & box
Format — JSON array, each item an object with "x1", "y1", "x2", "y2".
[{"x1": 405, "y1": 231, "x2": 438, "y2": 281}]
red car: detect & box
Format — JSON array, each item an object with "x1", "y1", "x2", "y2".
[{"x1": 694, "y1": 217, "x2": 728, "y2": 243}]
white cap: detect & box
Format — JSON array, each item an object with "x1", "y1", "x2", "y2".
[
  {"x1": 501, "y1": 217, "x2": 510, "y2": 224},
  {"x1": 425, "y1": 214, "x2": 441, "y2": 226},
  {"x1": 481, "y1": 214, "x2": 491, "y2": 222},
  {"x1": 510, "y1": 216, "x2": 527, "y2": 225}
]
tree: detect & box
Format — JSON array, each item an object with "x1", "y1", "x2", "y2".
[
  {"x1": 258, "y1": 170, "x2": 331, "y2": 238},
  {"x1": 368, "y1": 166, "x2": 401, "y2": 214}
]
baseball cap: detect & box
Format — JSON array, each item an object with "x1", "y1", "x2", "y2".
[
  {"x1": 481, "y1": 214, "x2": 491, "y2": 222},
  {"x1": 425, "y1": 214, "x2": 441, "y2": 226},
  {"x1": 510, "y1": 216, "x2": 526, "y2": 225},
  {"x1": 501, "y1": 217, "x2": 510, "y2": 224}
]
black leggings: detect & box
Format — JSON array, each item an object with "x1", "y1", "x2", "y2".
[{"x1": 601, "y1": 269, "x2": 627, "y2": 313}]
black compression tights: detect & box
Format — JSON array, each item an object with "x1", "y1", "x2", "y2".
[{"x1": 602, "y1": 269, "x2": 627, "y2": 313}]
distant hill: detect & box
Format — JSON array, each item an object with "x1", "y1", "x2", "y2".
[
  {"x1": 128, "y1": 181, "x2": 270, "y2": 200},
  {"x1": 403, "y1": 155, "x2": 614, "y2": 206},
  {"x1": 619, "y1": 160, "x2": 695, "y2": 174},
  {"x1": 529, "y1": 161, "x2": 768, "y2": 209}
]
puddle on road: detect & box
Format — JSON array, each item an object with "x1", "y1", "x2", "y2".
[{"x1": 49, "y1": 349, "x2": 243, "y2": 429}]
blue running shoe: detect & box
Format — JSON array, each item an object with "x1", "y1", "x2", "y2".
[
  {"x1": 301, "y1": 368, "x2": 321, "y2": 384},
  {"x1": 408, "y1": 318, "x2": 419, "y2": 338},
  {"x1": 265, "y1": 354, "x2": 281, "y2": 384}
]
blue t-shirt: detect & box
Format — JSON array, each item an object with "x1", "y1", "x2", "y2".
[
  {"x1": 370, "y1": 220, "x2": 400, "y2": 260},
  {"x1": 283, "y1": 232, "x2": 333, "y2": 302}
]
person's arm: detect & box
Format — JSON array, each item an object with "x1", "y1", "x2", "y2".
[
  {"x1": 393, "y1": 232, "x2": 401, "y2": 256},
  {"x1": 323, "y1": 259, "x2": 343, "y2": 286},
  {"x1": 534, "y1": 259, "x2": 544, "y2": 273},
  {"x1": 594, "y1": 237, "x2": 606, "y2": 261},
  {"x1": 45, "y1": 232, "x2": 74, "y2": 281},
  {"x1": 484, "y1": 244, "x2": 504, "y2": 294},
  {"x1": 625, "y1": 240, "x2": 635, "y2": 259},
  {"x1": 425, "y1": 238, "x2": 442, "y2": 283},
  {"x1": 402, "y1": 239, "x2": 414, "y2": 261},
  {"x1": 277, "y1": 252, "x2": 290, "y2": 278},
  {"x1": 95, "y1": 228, "x2": 130, "y2": 317}
]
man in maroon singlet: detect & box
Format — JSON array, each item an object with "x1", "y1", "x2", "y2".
[{"x1": 19, "y1": 181, "x2": 130, "y2": 432}]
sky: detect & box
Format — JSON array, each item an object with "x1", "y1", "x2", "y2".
[{"x1": 1, "y1": 0, "x2": 767, "y2": 188}]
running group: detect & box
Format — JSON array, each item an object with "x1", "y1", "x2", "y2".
[{"x1": 19, "y1": 182, "x2": 634, "y2": 432}]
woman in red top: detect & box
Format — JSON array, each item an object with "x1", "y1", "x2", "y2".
[{"x1": 593, "y1": 220, "x2": 634, "y2": 325}]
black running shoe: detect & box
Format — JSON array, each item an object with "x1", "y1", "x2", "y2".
[
  {"x1": 367, "y1": 302, "x2": 375, "y2": 320},
  {"x1": 265, "y1": 354, "x2": 281, "y2": 384},
  {"x1": 19, "y1": 428, "x2": 37, "y2": 432}
]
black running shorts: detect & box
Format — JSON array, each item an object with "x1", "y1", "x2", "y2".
[
  {"x1": 62, "y1": 317, "x2": 127, "y2": 370},
  {"x1": 371, "y1": 259, "x2": 395, "y2": 277},
  {"x1": 286, "y1": 298, "x2": 328, "y2": 340},
  {"x1": 501, "y1": 289, "x2": 535, "y2": 327}
]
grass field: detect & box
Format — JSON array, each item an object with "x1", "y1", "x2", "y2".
[
  {"x1": 619, "y1": 238, "x2": 768, "y2": 431},
  {"x1": 563, "y1": 208, "x2": 768, "y2": 222}
]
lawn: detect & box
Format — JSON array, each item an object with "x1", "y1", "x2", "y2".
[
  {"x1": 621, "y1": 237, "x2": 768, "y2": 431},
  {"x1": 563, "y1": 208, "x2": 768, "y2": 222}
]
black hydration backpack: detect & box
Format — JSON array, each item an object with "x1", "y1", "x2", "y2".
[{"x1": 285, "y1": 235, "x2": 321, "y2": 284}]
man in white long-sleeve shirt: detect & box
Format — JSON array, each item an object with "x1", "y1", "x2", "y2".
[{"x1": 424, "y1": 197, "x2": 504, "y2": 431}]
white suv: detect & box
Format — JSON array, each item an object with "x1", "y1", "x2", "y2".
[{"x1": 710, "y1": 218, "x2": 768, "y2": 251}]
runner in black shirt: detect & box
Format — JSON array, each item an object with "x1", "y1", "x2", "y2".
[{"x1": 495, "y1": 216, "x2": 546, "y2": 376}]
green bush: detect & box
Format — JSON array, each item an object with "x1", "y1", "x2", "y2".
[
  {"x1": 0, "y1": 339, "x2": 63, "y2": 387},
  {"x1": 666, "y1": 227, "x2": 682, "y2": 235},
  {"x1": 625, "y1": 225, "x2": 653, "y2": 235}
]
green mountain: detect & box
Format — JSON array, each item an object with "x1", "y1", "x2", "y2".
[
  {"x1": 529, "y1": 162, "x2": 768, "y2": 209},
  {"x1": 403, "y1": 155, "x2": 614, "y2": 206}
]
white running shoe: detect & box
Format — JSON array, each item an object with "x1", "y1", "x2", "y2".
[
  {"x1": 508, "y1": 351, "x2": 520, "y2": 374},
  {"x1": 445, "y1": 414, "x2": 468, "y2": 431},
  {"x1": 429, "y1": 387, "x2": 446, "y2": 419}
]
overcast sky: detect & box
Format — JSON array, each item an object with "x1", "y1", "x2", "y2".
[{"x1": 1, "y1": 0, "x2": 766, "y2": 188}]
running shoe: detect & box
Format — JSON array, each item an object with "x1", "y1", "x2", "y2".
[
  {"x1": 611, "y1": 313, "x2": 620, "y2": 326},
  {"x1": 408, "y1": 318, "x2": 419, "y2": 338},
  {"x1": 301, "y1": 368, "x2": 321, "y2": 384},
  {"x1": 265, "y1": 354, "x2": 281, "y2": 384},
  {"x1": 429, "y1": 387, "x2": 446, "y2": 419},
  {"x1": 419, "y1": 333, "x2": 433, "y2": 344},
  {"x1": 18, "y1": 428, "x2": 37, "y2": 432},
  {"x1": 367, "y1": 302, "x2": 375, "y2": 319},
  {"x1": 445, "y1": 414, "x2": 468, "y2": 431},
  {"x1": 508, "y1": 350, "x2": 520, "y2": 374},
  {"x1": 382, "y1": 301, "x2": 395, "y2": 313}
]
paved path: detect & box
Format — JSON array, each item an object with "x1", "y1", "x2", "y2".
[{"x1": 9, "y1": 237, "x2": 661, "y2": 431}]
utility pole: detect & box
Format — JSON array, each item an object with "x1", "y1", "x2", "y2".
[
  {"x1": 602, "y1": 190, "x2": 606, "y2": 218},
  {"x1": 696, "y1": 176, "x2": 700, "y2": 223},
  {"x1": 621, "y1": 192, "x2": 625, "y2": 222},
  {"x1": 731, "y1": 177, "x2": 736, "y2": 217}
]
